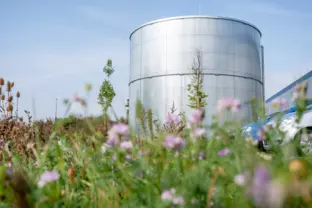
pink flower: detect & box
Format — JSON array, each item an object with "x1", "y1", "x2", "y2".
[
  {"x1": 163, "y1": 135, "x2": 186, "y2": 151},
  {"x1": 172, "y1": 196, "x2": 185, "y2": 205},
  {"x1": 120, "y1": 141, "x2": 133, "y2": 150},
  {"x1": 272, "y1": 98, "x2": 288, "y2": 109},
  {"x1": 218, "y1": 148, "x2": 231, "y2": 156},
  {"x1": 38, "y1": 170, "x2": 60, "y2": 188},
  {"x1": 192, "y1": 128, "x2": 206, "y2": 137},
  {"x1": 217, "y1": 97, "x2": 241, "y2": 113},
  {"x1": 33, "y1": 161, "x2": 39, "y2": 167},
  {"x1": 234, "y1": 173, "x2": 247, "y2": 186},
  {"x1": 161, "y1": 190, "x2": 173, "y2": 201},
  {"x1": 189, "y1": 109, "x2": 204, "y2": 124},
  {"x1": 111, "y1": 123, "x2": 130, "y2": 137},
  {"x1": 166, "y1": 113, "x2": 181, "y2": 125},
  {"x1": 161, "y1": 188, "x2": 184, "y2": 205}
]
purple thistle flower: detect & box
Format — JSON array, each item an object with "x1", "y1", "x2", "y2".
[
  {"x1": 218, "y1": 148, "x2": 231, "y2": 156},
  {"x1": 192, "y1": 128, "x2": 206, "y2": 137},
  {"x1": 217, "y1": 97, "x2": 241, "y2": 113},
  {"x1": 38, "y1": 170, "x2": 60, "y2": 188},
  {"x1": 120, "y1": 141, "x2": 133, "y2": 150},
  {"x1": 189, "y1": 109, "x2": 204, "y2": 124},
  {"x1": 111, "y1": 123, "x2": 130, "y2": 137},
  {"x1": 163, "y1": 135, "x2": 186, "y2": 151},
  {"x1": 250, "y1": 165, "x2": 271, "y2": 207},
  {"x1": 166, "y1": 113, "x2": 181, "y2": 125}
]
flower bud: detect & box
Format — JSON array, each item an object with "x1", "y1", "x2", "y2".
[
  {"x1": 7, "y1": 104, "x2": 13, "y2": 112},
  {"x1": 7, "y1": 96, "x2": 13, "y2": 102},
  {"x1": 16, "y1": 91, "x2": 20, "y2": 98}
]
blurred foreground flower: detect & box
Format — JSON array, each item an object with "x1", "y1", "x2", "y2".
[
  {"x1": 163, "y1": 135, "x2": 186, "y2": 151},
  {"x1": 38, "y1": 170, "x2": 60, "y2": 188},
  {"x1": 110, "y1": 123, "x2": 130, "y2": 137},
  {"x1": 166, "y1": 113, "x2": 181, "y2": 125},
  {"x1": 234, "y1": 173, "x2": 247, "y2": 186},
  {"x1": 292, "y1": 82, "x2": 307, "y2": 103},
  {"x1": 120, "y1": 141, "x2": 133, "y2": 150},
  {"x1": 161, "y1": 188, "x2": 185, "y2": 205},
  {"x1": 272, "y1": 98, "x2": 288, "y2": 109},
  {"x1": 192, "y1": 128, "x2": 205, "y2": 137},
  {"x1": 218, "y1": 148, "x2": 231, "y2": 156},
  {"x1": 106, "y1": 123, "x2": 130, "y2": 147},
  {"x1": 189, "y1": 109, "x2": 204, "y2": 124},
  {"x1": 250, "y1": 165, "x2": 271, "y2": 207},
  {"x1": 217, "y1": 97, "x2": 241, "y2": 113}
]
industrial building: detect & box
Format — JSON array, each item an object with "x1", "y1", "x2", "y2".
[
  {"x1": 128, "y1": 16, "x2": 264, "y2": 129},
  {"x1": 265, "y1": 70, "x2": 312, "y2": 116}
]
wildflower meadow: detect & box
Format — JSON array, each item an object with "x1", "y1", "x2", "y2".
[{"x1": 1, "y1": 74, "x2": 312, "y2": 208}]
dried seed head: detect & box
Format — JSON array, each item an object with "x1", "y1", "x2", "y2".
[
  {"x1": 6, "y1": 81, "x2": 11, "y2": 92},
  {"x1": 0, "y1": 78, "x2": 4, "y2": 86},
  {"x1": 8, "y1": 96, "x2": 13, "y2": 102},
  {"x1": 7, "y1": 104, "x2": 13, "y2": 112},
  {"x1": 0, "y1": 87, "x2": 2, "y2": 95},
  {"x1": 1, "y1": 95, "x2": 5, "y2": 101},
  {"x1": 10, "y1": 82, "x2": 14, "y2": 88},
  {"x1": 67, "y1": 168, "x2": 75, "y2": 178},
  {"x1": 16, "y1": 91, "x2": 20, "y2": 98}
]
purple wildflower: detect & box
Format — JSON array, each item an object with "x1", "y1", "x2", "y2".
[
  {"x1": 38, "y1": 170, "x2": 60, "y2": 188},
  {"x1": 234, "y1": 173, "x2": 247, "y2": 186},
  {"x1": 189, "y1": 109, "x2": 204, "y2": 124},
  {"x1": 166, "y1": 113, "x2": 181, "y2": 125},
  {"x1": 172, "y1": 196, "x2": 185, "y2": 205},
  {"x1": 33, "y1": 161, "x2": 39, "y2": 167},
  {"x1": 218, "y1": 148, "x2": 231, "y2": 156},
  {"x1": 161, "y1": 188, "x2": 184, "y2": 205},
  {"x1": 272, "y1": 98, "x2": 288, "y2": 109},
  {"x1": 163, "y1": 135, "x2": 186, "y2": 151},
  {"x1": 111, "y1": 123, "x2": 130, "y2": 137},
  {"x1": 250, "y1": 165, "x2": 271, "y2": 207},
  {"x1": 120, "y1": 141, "x2": 133, "y2": 150},
  {"x1": 217, "y1": 97, "x2": 241, "y2": 113},
  {"x1": 192, "y1": 128, "x2": 206, "y2": 137},
  {"x1": 161, "y1": 190, "x2": 173, "y2": 201},
  {"x1": 6, "y1": 169, "x2": 12, "y2": 176}
]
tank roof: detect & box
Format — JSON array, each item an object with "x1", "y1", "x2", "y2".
[{"x1": 129, "y1": 15, "x2": 262, "y2": 39}]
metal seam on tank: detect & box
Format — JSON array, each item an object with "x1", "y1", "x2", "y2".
[
  {"x1": 128, "y1": 73, "x2": 263, "y2": 86},
  {"x1": 129, "y1": 16, "x2": 262, "y2": 40}
]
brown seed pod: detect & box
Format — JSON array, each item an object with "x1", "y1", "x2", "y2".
[
  {"x1": 0, "y1": 78, "x2": 4, "y2": 86},
  {"x1": 8, "y1": 96, "x2": 13, "y2": 102},
  {"x1": 68, "y1": 167, "x2": 75, "y2": 178},
  {"x1": 1, "y1": 95, "x2": 5, "y2": 101},
  {"x1": 10, "y1": 82, "x2": 14, "y2": 88},
  {"x1": 0, "y1": 87, "x2": 2, "y2": 95},
  {"x1": 6, "y1": 81, "x2": 11, "y2": 92},
  {"x1": 16, "y1": 91, "x2": 20, "y2": 98},
  {"x1": 7, "y1": 104, "x2": 13, "y2": 112}
]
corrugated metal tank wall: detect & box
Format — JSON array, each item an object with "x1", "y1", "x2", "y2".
[{"x1": 129, "y1": 16, "x2": 263, "y2": 129}]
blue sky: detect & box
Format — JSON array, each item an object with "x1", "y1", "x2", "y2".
[{"x1": 1, "y1": 0, "x2": 311, "y2": 120}]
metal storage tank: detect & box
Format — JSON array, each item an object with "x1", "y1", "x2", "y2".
[{"x1": 129, "y1": 15, "x2": 264, "y2": 129}]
